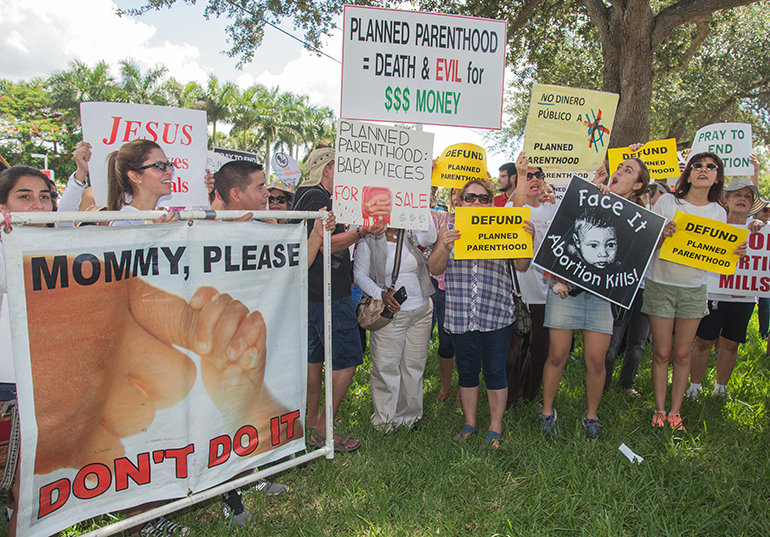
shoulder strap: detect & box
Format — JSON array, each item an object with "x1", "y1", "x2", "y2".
[{"x1": 387, "y1": 229, "x2": 405, "y2": 291}]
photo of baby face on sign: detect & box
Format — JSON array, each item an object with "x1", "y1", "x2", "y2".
[
  {"x1": 334, "y1": 119, "x2": 434, "y2": 230},
  {"x1": 534, "y1": 177, "x2": 666, "y2": 308}
]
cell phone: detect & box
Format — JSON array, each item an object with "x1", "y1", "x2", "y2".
[{"x1": 380, "y1": 286, "x2": 408, "y2": 319}]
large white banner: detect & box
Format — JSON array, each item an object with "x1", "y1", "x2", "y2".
[
  {"x1": 688, "y1": 122, "x2": 753, "y2": 176},
  {"x1": 3, "y1": 222, "x2": 307, "y2": 537},
  {"x1": 334, "y1": 119, "x2": 434, "y2": 230},
  {"x1": 81, "y1": 103, "x2": 209, "y2": 208},
  {"x1": 341, "y1": 6, "x2": 507, "y2": 129}
]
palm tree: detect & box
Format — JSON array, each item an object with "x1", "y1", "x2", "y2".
[
  {"x1": 196, "y1": 76, "x2": 236, "y2": 148},
  {"x1": 118, "y1": 59, "x2": 170, "y2": 105},
  {"x1": 48, "y1": 60, "x2": 122, "y2": 123}
]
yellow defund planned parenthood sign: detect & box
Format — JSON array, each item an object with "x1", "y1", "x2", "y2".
[
  {"x1": 660, "y1": 212, "x2": 748, "y2": 274},
  {"x1": 454, "y1": 207, "x2": 532, "y2": 259}
]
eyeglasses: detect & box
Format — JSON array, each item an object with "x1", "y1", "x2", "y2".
[
  {"x1": 269, "y1": 196, "x2": 288, "y2": 204},
  {"x1": 527, "y1": 171, "x2": 545, "y2": 181},
  {"x1": 463, "y1": 193, "x2": 491, "y2": 204},
  {"x1": 136, "y1": 161, "x2": 176, "y2": 173},
  {"x1": 691, "y1": 162, "x2": 718, "y2": 171}
]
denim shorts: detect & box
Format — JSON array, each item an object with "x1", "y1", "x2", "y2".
[
  {"x1": 642, "y1": 280, "x2": 708, "y2": 320},
  {"x1": 450, "y1": 324, "x2": 513, "y2": 390},
  {"x1": 308, "y1": 295, "x2": 364, "y2": 370},
  {"x1": 544, "y1": 289, "x2": 613, "y2": 335}
]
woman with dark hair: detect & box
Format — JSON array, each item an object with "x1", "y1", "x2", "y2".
[
  {"x1": 0, "y1": 165, "x2": 55, "y2": 537},
  {"x1": 429, "y1": 178, "x2": 534, "y2": 448},
  {"x1": 107, "y1": 139, "x2": 179, "y2": 225},
  {"x1": 642, "y1": 152, "x2": 745, "y2": 431}
]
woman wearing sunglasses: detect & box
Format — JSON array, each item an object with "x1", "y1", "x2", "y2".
[
  {"x1": 266, "y1": 181, "x2": 294, "y2": 224},
  {"x1": 642, "y1": 152, "x2": 745, "y2": 431},
  {"x1": 107, "y1": 139, "x2": 180, "y2": 225},
  {"x1": 429, "y1": 179, "x2": 534, "y2": 448}
]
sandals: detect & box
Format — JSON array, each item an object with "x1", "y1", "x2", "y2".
[
  {"x1": 437, "y1": 390, "x2": 451, "y2": 402},
  {"x1": 307, "y1": 429, "x2": 361, "y2": 453},
  {"x1": 485, "y1": 430, "x2": 502, "y2": 449},
  {"x1": 453, "y1": 424, "x2": 476, "y2": 442}
]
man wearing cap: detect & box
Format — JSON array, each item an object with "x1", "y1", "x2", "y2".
[
  {"x1": 293, "y1": 147, "x2": 384, "y2": 452},
  {"x1": 687, "y1": 176, "x2": 768, "y2": 400}
]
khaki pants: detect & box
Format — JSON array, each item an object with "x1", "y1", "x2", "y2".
[{"x1": 369, "y1": 300, "x2": 433, "y2": 431}]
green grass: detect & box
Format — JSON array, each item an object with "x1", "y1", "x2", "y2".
[{"x1": 4, "y1": 315, "x2": 770, "y2": 536}]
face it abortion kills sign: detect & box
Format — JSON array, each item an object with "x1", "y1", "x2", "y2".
[{"x1": 341, "y1": 6, "x2": 507, "y2": 129}]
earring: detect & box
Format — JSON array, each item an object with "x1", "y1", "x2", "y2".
[{"x1": 138, "y1": 180, "x2": 142, "y2": 184}]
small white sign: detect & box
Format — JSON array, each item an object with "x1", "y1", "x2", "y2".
[{"x1": 271, "y1": 151, "x2": 301, "y2": 188}]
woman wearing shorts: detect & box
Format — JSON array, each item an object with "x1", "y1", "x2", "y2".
[{"x1": 643, "y1": 152, "x2": 745, "y2": 431}]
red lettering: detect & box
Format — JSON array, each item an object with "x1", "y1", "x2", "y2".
[
  {"x1": 73, "y1": 463, "x2": 111, "y2": 500},
  {"x1": 760, "y1": 277, "x2": 770, "y2": 292},
  {"x1": 436, "y1": 58, "x2": 445, "y2": 81},
  {"x1": 749, "y1": 232, "x2": 764, "y2": 250},
  {"x1": 281, "y1": 410, "x2": 300, "y2": 440},
  {"x1": 751, "y1": 276, "x2": 759, "y2": 291},
  {"x1": 208, "y1": 435, "x2": 231, "y2": 468},
  {"x1": 165, "y1": 445, "x2": 194, "y2": 478},
  {"x1": 271, "y1": 416, "x2": 280, "y2": 446},
  {"x1": 719, "y1": 274, "x2": 734, "y2": 289},
  {"x1": 233, "y1": 425, "x2": 259, "y2": 456},
  {"x1": 162, "y1": 123, "x2": 179, "y2": 144},
  {"x1": 334, "y1": 185, "x2": 359, "y2": 201},
  {"x1": 738, "y1": 256, "x2": 750, "y2": 270},
  {"x1": 182, "y1": 158, "x2": 189, "y2": 169},
  {"x1": 39, "y1": 479, "x2": 70, "y2": 518},
  {"x1": 114, "y1": 453, "x2": 151, "y2": 492},
  {"x1": 102, "y1": 116, "x2": 122, "y2": 145},
  {"x1": 181, "y1": 124, "x2": 193, "y2": 145},
  {"x1": 123, "y1": 120, "x2": 141, "y2": 142},
  {"x1": 419, "y1": 193, "x2": 428, "y2": 208},
  {"x1": 146, "y1": 121, "x2": 159, "y2": 142}
]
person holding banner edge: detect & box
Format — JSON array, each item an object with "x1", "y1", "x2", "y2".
[
  {"x1": 642, "y1": 152, "x2": 747, "y2": 431},
  {"x1": 429, "y1": 179, "x2": 535, "y2": 448}
]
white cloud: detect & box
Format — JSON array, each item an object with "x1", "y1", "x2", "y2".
[{"x1": 0, "y1": 0, "x2": 209, "y2": 83}]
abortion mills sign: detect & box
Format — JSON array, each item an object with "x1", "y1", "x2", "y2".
[
  {"x1": 534, "y1": 177, "x2": 666, "y2": 308},
  {"x1": 341, "y1": 6, "x2": 507, "y2": 129}
]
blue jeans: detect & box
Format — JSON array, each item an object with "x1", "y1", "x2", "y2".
[
  {"x1": 450, "y1": 324, "x2": 514, "y2": 390},
  {"x1": 430, "y1": 278, "x2": 454, "y2": 359}
]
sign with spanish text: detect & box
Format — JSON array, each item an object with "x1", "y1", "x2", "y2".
[
  {"x1": 3, "y1": 222, "x2": 307, "y2": 537},
  {"x1": 608, "y1": 139, "x2": 679, "y2": 180},
  {"x1": 431, "y1": 143, "x2": 488, "y2": 188},
  {"x1": 454, "y1": 207, "x2": 532, "y2": 259},
  {"x1": 81, "y1": 102, "x2": 208, "y2": 208},
  {"x1": 688, "y1": 123, "x2": 752, "y2": 176},
  {"x1": 271, "y1": 151, "x2": 301, "y2": 188},
  {"x1": 524, "y1": 84, "x2": 619, "y2": 170},
  {"x1": 334, "y1": 119, "x2": 433, "y2": 230},
  {"x1": 659, "y1": 212, "x2": 748, "y2": 274},
  {"x1": 533, "y1": 176, "x2": 666, "y2": 308},
  {"x1": 341, "y1": 6, "x2": 507, "y2": 129},
  {"x1": 708, "y1": 229, "x2": 770, "y2": 298}
]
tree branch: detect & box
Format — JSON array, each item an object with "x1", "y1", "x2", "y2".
[
  {"x1": 658, "y1": 15, "x2": 712, "y2": 73},
  {"x1": 509, "y1": 0, "x2": 548, "y2": 34},
  {"x1": 652, "y1": 0, "x2": 759, "y2": 49},
  {"x1": 583, "y1": 0, "x2": 612, "y2": 45}
]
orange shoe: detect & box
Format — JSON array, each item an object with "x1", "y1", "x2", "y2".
[
  {"x1": 667, "y1": 412, "x2": 685, "y2": 432},
  {"x1": 651, "y1": 410, "x2": 667, "y2": 428}
]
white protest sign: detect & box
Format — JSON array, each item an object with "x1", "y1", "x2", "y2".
[
  {"x1": 544, "y1": 169, "x2": 592, "y2": 203},
  {"x1": 708, "y1": 228, "x2": 770, "y2": 298},
  {"x1": 0, "y1": 299, "x2": 13, "y2": 383},
  {"x1": 271, "y1": 151, "x2": 301, "y2": 188},
  {"x1": 334, "y1": 119, "x2": 434, "y2": 230},
  {"x1": 81, "y1": 103, "x2": 208, "y2": 208},
  {"x1": 341, "y1": 6, "x2": 507, "y2": 129},
  {"x1": 688, "y1": 123, "x2": 752, "y2": 176},
  {"x1": 206, "y1": 147, "x2": 261, "y2": 173}
]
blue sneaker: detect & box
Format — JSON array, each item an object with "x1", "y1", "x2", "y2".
[
  {"x1": 582, "y1": 413, "x2": 603, "y2": 442},
  {"x1": 540, "y1": 409, "x2": 557, "y2": 440}
]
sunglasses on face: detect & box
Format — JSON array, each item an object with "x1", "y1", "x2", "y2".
[
  {"x1": 269, "y1": 196, "x2": 288, "y2": 204},
  {"x1": 691, "y1": 162, "x2": 718, "y2": 171},
  {"x1": 136, "y1": 161, "x2": 176, "y2": 173},
  {"x1": 463, "y1": 193, "x2": 490, "y2": 204},
  {"x1": 527, "y1": 171, "x2": 545, "y2": 181}
]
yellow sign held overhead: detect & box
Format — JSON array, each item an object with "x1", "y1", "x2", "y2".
[
  {"x1": 608, "y1": 138, "x2": 679, "y2": 180},
  {"x1": 454, "y1": 207, "x2": 532, "y2": 260},
  {"x1": 431, "y1": 143, "x2": 488, "y2": 188},
  {"x1": 659, "y1": 211, "x2": 748, "y2": 274}
]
